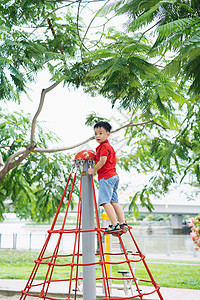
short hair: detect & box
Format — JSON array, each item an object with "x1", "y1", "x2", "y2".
[{"x1": 94, "y1": 121, "x2": 112, "y2": 132}]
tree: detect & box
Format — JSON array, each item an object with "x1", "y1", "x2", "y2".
[
  {"x1": 0, "y1": 0, "x2": 90, "y2": 220},
  {"x1": 0, "y1": 0, "x2": 199, "y2": 220},
  {"x1": 67, "y1": 0, "x2": 200, "y2": 209},
  {"x1": 0, "y1": 107, "x2": 75, "y2": 221},
  {"x1": 114, "y1": 0, "x2": 200, "y2": 94},
  {"x1": 94, "y1": 0, "x2": 200, "y2": 205}
]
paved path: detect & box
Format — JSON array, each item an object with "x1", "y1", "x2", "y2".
[{"x1": 0, "y1": 279, "x2": 200, "y2": 299}]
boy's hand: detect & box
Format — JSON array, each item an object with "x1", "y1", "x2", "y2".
[
  {"x1": 88, "y1": 156, "x2": 106, "y2": 175},
  {"x1": 88, "y1": 168, "x2": 94, "y2": 175}
]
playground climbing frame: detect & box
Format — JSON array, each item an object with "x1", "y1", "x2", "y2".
[{"x1": 20, "y1": 150, "x2": 164, "y2": 300}]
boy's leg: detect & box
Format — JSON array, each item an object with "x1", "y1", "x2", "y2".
[
  {"x1": 99, "y1": 177, "x2": 118, "y2": 226},
  {"x1": 111, "y1": 202, "x2": 128, "y2": 233},
  {"x1": 102, "y1": 203, "x2": 118, "y2": 225},
  {"x1": 111, "y1": 202, "x2": 125, "y2": 224},
  {"x1": 110, "y1": 175, "x2": 125, "y2": 224}
]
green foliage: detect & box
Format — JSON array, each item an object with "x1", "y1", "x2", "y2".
[
  {"x1": 0, "y1": 108, "x2": 73, "y2": 221},
  {"x1": 85, "y1": 112, "x2": 109, "y2": 127},
  {"x1": 0, "y1": 0, "x2": 200, "y2": 218},
  {"x1": 113, "y1": 0, "x2": 200, "y2": 95},
  {"x1": 91, "y1": 0, "x2": 200, "y2": 207},
  {"x1": 0, "y1": 2, "x2": 80, "y2": 102},
  {"x1": 119, "y1": 98, "x2": 200, "y2": 202},
  {"x1": 69, "y1": 30, "x2": 184, "y2": 126}
]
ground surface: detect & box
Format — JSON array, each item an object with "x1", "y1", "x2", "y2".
[{"x1": 0, "y1": 297, "x2": 18, "y2": 300}]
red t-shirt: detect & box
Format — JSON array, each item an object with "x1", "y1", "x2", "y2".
[{"x1": 96, "y1": 140, "x2": 118, "y2": 180}]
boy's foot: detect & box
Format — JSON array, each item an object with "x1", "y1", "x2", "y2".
[
  {"x1": 105, "y1": 223, "x2": 121, "y2": 234},
  {"x1": 120, "y1": 223, "x2": 128, "y2": 233}
]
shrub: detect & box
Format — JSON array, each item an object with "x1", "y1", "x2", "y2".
[{"x1": 189, "y1": 215, "x2": 200, "y2": 251}]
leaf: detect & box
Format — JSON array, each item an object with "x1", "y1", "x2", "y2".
[
  {"x1": 156, "y1": 18, "x2": 200, "y2": 40},
  {"x1": 128, "y1": 193, "x2": 140, "y2": 218},
  {"x1": 128, "y1": 0, "x2": 177, "y2": 31}
]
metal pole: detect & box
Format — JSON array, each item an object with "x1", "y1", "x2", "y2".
[
  {"x1": 81, "y1": 160, "x2": 96, "y2": 300},
  {"x1": 13, "y1": 233, "x2": 17, "y2": 249},
  {"x1": 29, "y1": 233, "x2": 32, "y2": 250},
  {"x1": 166, "y1": 233, "x2": 170, "y2": 256},
  {"x1": 142, "y1": 234, "x2": 146, "y2": 255}
]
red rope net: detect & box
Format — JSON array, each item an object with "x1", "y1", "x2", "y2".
[{"x1": 20, "y1": 159, "x2": 164, "y2": 300}]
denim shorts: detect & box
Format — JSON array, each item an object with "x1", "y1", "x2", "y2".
[{"x1": 98, "y1": 175, "x2": 119, "y2": 206}]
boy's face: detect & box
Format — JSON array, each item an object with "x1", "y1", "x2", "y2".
[{"x1": 94, "y1": 127, "x2": 110, "y2": 144}]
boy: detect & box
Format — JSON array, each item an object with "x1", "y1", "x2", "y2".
[{"x1": 88, "y1": 121, "x2": 128, "y2": 234}]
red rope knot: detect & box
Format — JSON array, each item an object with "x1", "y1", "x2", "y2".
[
  {"x1": 141, "y1": 254, "x2": 146, "y2": 260},
  {"x1": 39, "y1": 289, "x2": 44, "y2": 298}
]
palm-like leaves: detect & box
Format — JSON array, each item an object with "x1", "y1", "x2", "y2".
[
  {"x1": 80, "y1": 30, "x2": 183, "y2": 128},
  {"x1": 0, "y1": 4, "x2": 80, "y2": 102},
  {"x1": 111, "y1": 0, "x2": 200, "y2": 95}
]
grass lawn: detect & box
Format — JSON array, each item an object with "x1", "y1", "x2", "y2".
[{"x1": 0, "y1": 250, "x2": 200, "y2": 289}]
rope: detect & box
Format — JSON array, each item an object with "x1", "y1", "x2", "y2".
[
  {"x1": 20, "y1": 172, "x2": 73, "y2": 300},
  {"x1": 20, "y1": 159, "x2": 164, "y2": 300}
]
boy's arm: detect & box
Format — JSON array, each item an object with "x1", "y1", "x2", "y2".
[
  {"x1": 88, "y1": 156, "x2": 107, "y2": 175},
  {"x1": 116, "y1": 155, "x2": 119, "y2": 164}
]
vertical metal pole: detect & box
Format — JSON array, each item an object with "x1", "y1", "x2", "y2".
[
  {"x1": 81, "y1": 160, "x2": 96, "y2": 300},
  {"x1": 29, "y1": 233, "x2": 32, "y2": 250},
  {"x1": 194, "y1": 248, "x2": 197, "y2": 257},
  {"x1": 142, "y1": 234, "x2": 146, "y2": 255},
  {"x1": 166, "y1": 233, "x2": 170, "y2": 256},
  {"x1": 13, "y1": 233, "x2": 17, "y2": 249}
]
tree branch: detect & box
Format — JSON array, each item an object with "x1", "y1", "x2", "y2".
[
  {"x1": 0, "y1": 81, "x2": 61, "y2": 181},
  {"x1": 31, "y1": 119, "x2": 166, "y2": 154},
  {"x1": 29, "y1": 2, "x2": 75, "y2": 36},
  {"x1": 112, "y1": 120, "x2": 167, "y2": 134},
  {"x1": 137, "y1": 21, "x2": 160, "y2": 44},
  {"x1": 76, "y1": 0, "x2": 91, "y2": 52},
  {"x1": 0, "y1": 116, "x2": 166, "y2": 181},
  {"x1": 0, "y1": 145, "x2": 12, "y2": 149},
  {"x1": 0, "y1": 149, "x2": 30, "y2": 181},
  {"x1": 0, "y1": 10, "x2": 13, "y2": 26},
  {"x1": 80, "y1": 0, "x2": 111, "y2": 53},
  {"x1": 33, "y1": 136, "x2": 95, "y2": 153},
  {"x1": 0, "y1": 152, "x2": 5, "y2": 171},
  {"x1": 30, "y1": 81, "x2": 61, "y2": 147},
  {"x1": 7, "y1": 150, "x2": 31, "y2": 171}
]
